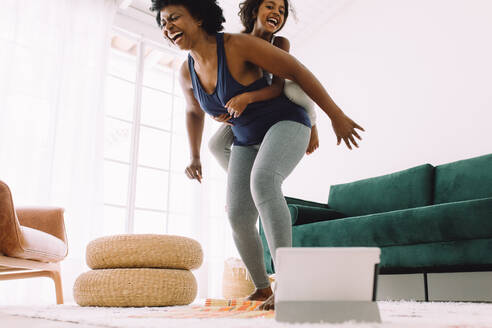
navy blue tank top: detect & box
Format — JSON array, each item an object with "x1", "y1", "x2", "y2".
[{"x1": 188, "y1": 33, "x2": 311, "y2": 146}]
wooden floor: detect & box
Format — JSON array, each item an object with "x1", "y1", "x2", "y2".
[{"x1": 0, "y1": 313, "x2": 102, "y2": 328}]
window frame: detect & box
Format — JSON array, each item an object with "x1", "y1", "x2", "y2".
[{"x1": 104, "y1": 26, "x2": 185, "y2": 235}]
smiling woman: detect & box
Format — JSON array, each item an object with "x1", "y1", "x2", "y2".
[
  {"x1": 150, "y1": 0, "x2": 364, "y2": 310},
  {"x1": 239, "y1": 0, "x2": 289, "y2": 34},
  {"x1": 152, "y1": 0, "x2": 225, "y2": 36},
  {"x1": 207, "y1": 0, "x2": 320, "y2": 174}
]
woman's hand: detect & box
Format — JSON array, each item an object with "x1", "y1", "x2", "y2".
[
  {"x1": 225, "y1": 93, "x2": 252, "y2": 118},
  {"x1": 185, "y1": 158, "x2": 203, "y2": 183},
  {"x1": 211, "y1": 113, "x2": 234, "y2": 126},
  {"x1": 331, "y1": 112, "x2": 364, "y2": 150},
  {"x1": 306, "y1": 124, "x2": 319, "y2": 155}
]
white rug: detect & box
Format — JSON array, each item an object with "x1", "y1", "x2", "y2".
[{"x1": 1, "y1": 300, "x2": 492, "y2": 328}]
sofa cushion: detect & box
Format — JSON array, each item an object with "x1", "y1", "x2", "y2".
[
  {"x1": 434, "y1": 153, "x2": 492, "y2": 204},
  {"x1": 289, "y1": 205, "x2": 346, "y2": 226},
  {"x1": 292, "y1": 197, "x2": 492, "y2": 248},
  {"x1": 380, "y1": 238, "x2": 492, "y2": 272},
  {"x1": 12, "y1": 226, "x2": 67, "y2": 262},
  {"x1": 264, "y1": 236, "x2": 492, "y2": 275},
  {"x1": 328, "y1": 164, "x2": 434, "y2": 216}
]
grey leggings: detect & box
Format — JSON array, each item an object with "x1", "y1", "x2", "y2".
[
  {"x1": 208, "y1": 124, "x2": 233, "y2": 171},
  {"x1": 226, "y1": 120, "x2": 310, "y2": 289}
]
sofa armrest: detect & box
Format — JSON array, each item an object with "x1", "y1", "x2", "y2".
[
  {"x1": 285, "y1": 196, "x2": 328, "y2": 209},
  {"x1": 16, "y1": 207, "x2": 67, "y2": 244},
  {"x1": 289, "y1": 204, "x2": 346, "y2": 226}
]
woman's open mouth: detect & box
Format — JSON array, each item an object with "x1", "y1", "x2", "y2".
[
  {"x1": 170, "y1": 32, "x2": 184, "y2": 44},
  {"x1": 266, "y1": 17, "x2": 280, "y2": 29}
]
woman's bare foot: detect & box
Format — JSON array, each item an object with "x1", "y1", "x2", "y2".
[
  {"x1": 246, "y1": 286, "x2": 273, "y2": 301},
  {"x1": 259, "y1": 294, "x2": 274, "y2": 311}
]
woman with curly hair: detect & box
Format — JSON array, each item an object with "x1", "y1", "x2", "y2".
[
  {"x1": 208, "y1": 0, "x2": 319, "y2": 172},
  {"x1": 150, "y1": 0, "x2": 364, "y2": 310}
]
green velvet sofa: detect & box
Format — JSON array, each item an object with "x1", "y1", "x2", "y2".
[{"x1": 260, "y1": 153, "x2": 492, "y2": 277}]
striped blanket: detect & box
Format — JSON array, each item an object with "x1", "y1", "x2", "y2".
[{"x1": 129, "y1": 299, "x2": 274, "y2": 319}]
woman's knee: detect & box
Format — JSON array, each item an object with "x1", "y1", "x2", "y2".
[
  {"x1": 250, "y1": 167, "x2": 282, "y2": 205},
  {"x1": 208, "y1": 135, "x2": 223, "y2": 156},
  {"x1": 227, "y1": 204, "x2": 257, "y2": 232},
  {"x1": 209, "y1": 125, "x2": 233, "y2": 155}
]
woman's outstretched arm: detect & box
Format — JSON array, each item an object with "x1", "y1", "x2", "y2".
[
  {"x1": 179, "y1": 61, "x2": 205, "y2": 182},
  {"x1": 230, "y1": 33, "x2": 364, "y2": 149}
]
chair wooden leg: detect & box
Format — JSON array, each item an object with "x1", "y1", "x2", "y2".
[
  {"x1": 0, "y1": 270, "x2": 51, "y2": 281},
  {"x1": 0, "y1": 268, "x2": 64, "y2": 304},
  {"x1": 49, "y1": 268, "x2": 64, "y2": 304}
]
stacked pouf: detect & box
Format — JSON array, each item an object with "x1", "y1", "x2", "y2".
[{"x1": 74, "y1": 234, "x2": 203, "y2": 307}]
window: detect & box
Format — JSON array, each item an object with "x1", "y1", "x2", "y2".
[{"x1": 102, "y1": 29, "x2": 187, "y2": 236}]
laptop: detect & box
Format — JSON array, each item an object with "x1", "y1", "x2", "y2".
[{"x1": 274, "y1": 247, "x2": 381, "y2": 323}]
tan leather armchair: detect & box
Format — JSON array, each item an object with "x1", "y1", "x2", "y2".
[{"x1": 0, "y1": 180, "x2": 68, "y2": 304}]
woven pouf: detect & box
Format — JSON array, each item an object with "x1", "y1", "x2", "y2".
[
  {"x1": 74, "y1": 268, "x2": 196, "y2": 307},
  {"x1": 75, "y1": 234, "x2": 203, "y2": 307},
  {"x1": 86, "y1": 234, "x2": 203, "y2": 270}
]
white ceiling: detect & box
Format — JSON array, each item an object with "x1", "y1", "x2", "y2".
[{"x1": 127, "y1": 0, "x2": 351, "y2": 50}]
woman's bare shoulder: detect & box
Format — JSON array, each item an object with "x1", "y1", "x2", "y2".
[
  {"x1": 273, "y1": 35, "x2": 290, "y2": 52},
  {"x1": 223, "y1": 33, "x2": 262, "y2": 61},
  {"x1": 224, "y1": 32, "x2": 263, "y2": 47}
]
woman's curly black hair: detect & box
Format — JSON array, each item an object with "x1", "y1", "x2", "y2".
[
  {"x1": 239, "y1": 0, "x2": 290, "y2": 34},
  {"x1": 150, "y1": 0, "x2": 225, "y2": 35}
]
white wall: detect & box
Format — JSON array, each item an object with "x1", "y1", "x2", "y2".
[{"x1": 283, "y1": 0, "x2": 492, "y2": 203}]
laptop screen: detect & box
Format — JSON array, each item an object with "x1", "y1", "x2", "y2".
[{"x1": 275, "y1": 247, "x2": 380, "y2": 302}]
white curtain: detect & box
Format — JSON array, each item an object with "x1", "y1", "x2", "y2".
[{"x1": 0, "y1": 0, "x2": 117, "y2": 304}]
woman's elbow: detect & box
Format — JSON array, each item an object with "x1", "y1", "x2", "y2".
[{"x1": 186, "y1": 107, "x2": 205, "y2": 120}]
